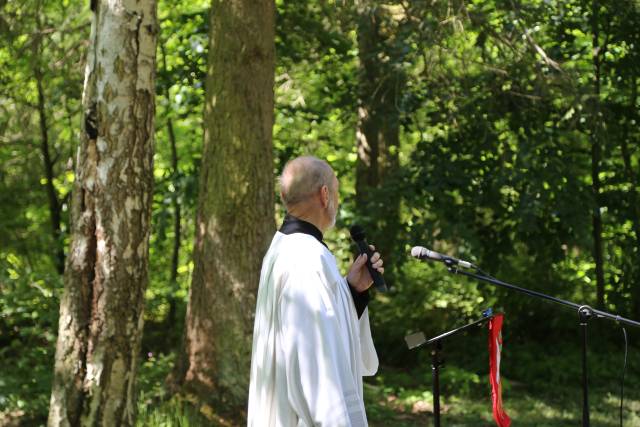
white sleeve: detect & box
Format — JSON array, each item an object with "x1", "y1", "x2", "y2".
[
  {"x1": 279, "y1": 269, "x2": 367, "y2": 427},
  {"x1": 358, "y1": 306, "x2": 379, "y2": 376}
]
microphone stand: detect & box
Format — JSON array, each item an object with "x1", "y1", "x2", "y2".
[
  {"x1": 442, "y1": 260, "x2": 640, "y2": 427},
  {"x1": 405, "y1": 312, "x2": 495, "y2": 427}
]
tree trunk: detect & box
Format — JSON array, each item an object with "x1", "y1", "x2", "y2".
[
  {"x1": 621, "y1": 74, "x2": 640, "y2": 319},
  {"x1": 167, "y1": 106, "x2": 181, "y2": 326},
  {"x1": 33, "y1": 4, "x2": 65, "y2": 275},
  {"x1": 172, "y1": 0, "x2": 275, "y2": 412},
  {"x1": 355, "y1": 3, "x2": 404, "y2": 274},
  {"x1": 160, "y1": 42, "x2": 181, "y2": 326},
  {"x1": 48, "y1": 1, "x2": 157, "y2": 426},
  {"x1": 590, "y1": 0, "x2": 606, "y2": 309},
  {"x1": 35, "y1": 64, "x2": 65, "y2": 275}
]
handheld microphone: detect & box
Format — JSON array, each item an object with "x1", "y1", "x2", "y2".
[
  {"x1": 410, "y1": 246, "x2": 476, "y2": 269},
  {"x1": 349, "y1": 225, "x2": 387, "y2": 292}
]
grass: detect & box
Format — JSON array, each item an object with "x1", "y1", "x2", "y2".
[
  {"x1": 132, "y1": 357, "x2": 640, "y2": 426},
  {"x1": 1, "y1": 339, "x2": 637, "y2": 426},
  {"x1": 133, "y1": 378, "x2": 640, "y2": 427},
  {"x1": 364, "y1": 365, "x2": 640, "y2": 427},
  {"x1": 137, "y1": 397, "x2": 207, "y2": 427}
]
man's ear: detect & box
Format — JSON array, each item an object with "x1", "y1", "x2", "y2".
[{"x1": 320, "y1": 185, "x2": 329, "y2": 208}]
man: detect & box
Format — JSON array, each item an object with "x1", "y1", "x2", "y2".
[{"x1": 248, "y1": 156, "x2": 384, "y2": 427}]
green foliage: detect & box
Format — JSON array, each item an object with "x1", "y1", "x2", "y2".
[
  {"x1": 136, "y1": 352, "x2": 240, "y2": 426},
  {"x1": 144, "y1": 0, "x2": 209, "y2": 331},
  {"x1": 0, "y1": 257, "x2": 60, "y2": 423},
  {"x1": 364, "y1": 341, "x2": 640, "y2": 426},
  {"x1": 1, "y1": 0, "x2": 640, "y2": 423},
  {"x1": 0, "y1": 3, "x2": 85, "y2": 422},
  {"x1": 137, "y1": 398, "x2": 206, "y2": 427},
  {"x1": 0, "y1": 0, "x2": 87, "y2": 273},
  {"x1": 136, "y1": 353, "x2": 207, "y2": 426}
]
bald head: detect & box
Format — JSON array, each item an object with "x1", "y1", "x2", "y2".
[{"x1": 279, "y1": 156, "x2": 336, "y2": 209}]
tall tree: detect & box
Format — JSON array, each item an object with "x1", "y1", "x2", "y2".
[
  {"x1": 33, "y1": 5, "x2": 65, "y2": 275},
  {"x1": 355, "y1": 2, "x2": 405, "y2": 273},
  {"x1": 622, "y1": 76, "x2": 640, "y2": 319},
  {"x1": 171, "y1": 0, "x2": 276, "y2": 411},
  {"x1": 590, "y1": 0, "x2": 606, "y2": 309},
  {"x1": 47, "y1": 0, "x2": 157, "y2": 425},
  {"x1": 159, "y1": 41, "x2": 182, "y2": 327}
]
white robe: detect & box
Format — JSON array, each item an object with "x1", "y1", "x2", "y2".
[{"x1": 248, "y1": 231, "x2": 379, "y2": 427}]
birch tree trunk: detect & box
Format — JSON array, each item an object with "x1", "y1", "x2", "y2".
[
  {"x1": 48, "y1": 1, "x2": 157, "y2": 425},
  {"x1": 171, "y1": 0, "x2": 276, "y2": 411}
]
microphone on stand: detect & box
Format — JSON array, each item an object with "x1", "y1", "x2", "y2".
[
  {"x1": 350, "y1": 225, "x2": 387, "y2": 292},
  {"x1": 410, "y1": 246, "x2": 477, "y2": 270}
]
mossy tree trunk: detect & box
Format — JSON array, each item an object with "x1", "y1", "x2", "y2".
[
  {"x1": 47, "y1": 0, "x2": 157, "y2": 425},
  {"x1": 171, "y1": 0, "x2": 276, "y2": 413}
]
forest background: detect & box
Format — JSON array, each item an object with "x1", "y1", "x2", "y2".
[{"x1": 1, "y1": 0, "x2": 639, "y2": 425}]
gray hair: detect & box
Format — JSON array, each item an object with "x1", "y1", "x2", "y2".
[{"x1": 279, "y1": 156, "x2": 335, "y2": 208}]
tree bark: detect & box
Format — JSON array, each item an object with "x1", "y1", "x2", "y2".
[
  {"x1": 47, "y1": 1, "x2": 157, "y2": 426},
  {"x1": 172, "y1": 0, "x2": 275, "y2": 412},
  {"x1": 590, "y1": 0, "x2": 606, "y2": 309}
]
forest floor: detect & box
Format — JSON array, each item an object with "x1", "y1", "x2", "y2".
[
  {"x1": 134, "y1": 379, "x2": 640, "y2": 427},
  {"x1": 2, "y1": 348, "x2": 638, "y2": 426},
  {"x1": 133, "y1": 356, "x2": 640, "y2": 427},
  {"x1": 363, "y1": 368, "x2": 640, "y2": 427}
]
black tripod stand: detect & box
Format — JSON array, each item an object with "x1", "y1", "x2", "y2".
[
  {"x1": 440, "y1": 260, "x2": 640, "y2": 427},
  {"x1": 405, "y1": 311, "x2": 495, "y2": 427}
]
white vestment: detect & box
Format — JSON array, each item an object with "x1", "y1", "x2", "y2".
[{"x1": 248, "y1": 231, "x2": 379, "y2": 427}]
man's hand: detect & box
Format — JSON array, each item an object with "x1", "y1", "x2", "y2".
[{"x1": 347, "y1": 245, "x2": 384, "y2": 293}]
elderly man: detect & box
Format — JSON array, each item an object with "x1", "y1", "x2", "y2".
[{"x1": 248, "y1": 156, "x2": 384, "y2": 427}]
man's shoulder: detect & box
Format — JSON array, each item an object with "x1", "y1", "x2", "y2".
[
  {"x1": 274, "y1": 231, "x2": 329, "y2": 258},
  {"x1": 271, "y1": 232, "x2": 339, "y2": 277}
]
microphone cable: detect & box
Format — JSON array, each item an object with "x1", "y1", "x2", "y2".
[{"x1": 619, "y1": 326, "x2": 628, "y2": 427}]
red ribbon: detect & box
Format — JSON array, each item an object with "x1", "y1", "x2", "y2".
[{"x1": 489, "y1": 314, "x2": 511, "y2": 427}]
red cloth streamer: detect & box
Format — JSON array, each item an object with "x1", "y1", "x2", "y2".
[{"x1": 489, "y1": 314, "x2": 511, "y2": 427}]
